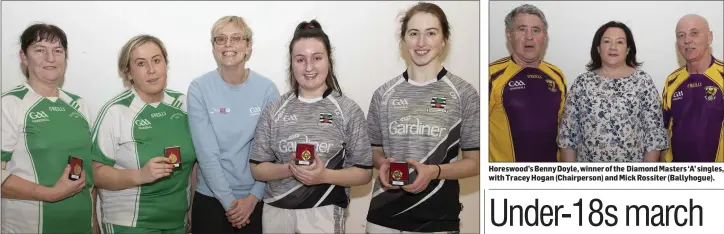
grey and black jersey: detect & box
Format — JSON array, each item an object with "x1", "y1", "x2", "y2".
[
  {"x1": 366, "y1": 68, "x2": 480, "y2": 232},
  {"x1": 249, "y1": 90, "x2": 373, "y2": 210}
]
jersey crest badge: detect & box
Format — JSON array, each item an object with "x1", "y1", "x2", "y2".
[
  {"x1": 545, "y1": 79, "x2": 557, "y2": 92},
  {"x1": 427, "y1": 97, "x2": 448, "y2": 113},
  {"x1": 705, "y1": 86, "x2": 718, "y2": 101},
  {"x1": 318, "y1": 113, "x2": 333, "y2": 126}
]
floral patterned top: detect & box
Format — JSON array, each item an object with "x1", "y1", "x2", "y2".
[{"x1": 558, "y1": 69, "x2": 669, "y2": 162}]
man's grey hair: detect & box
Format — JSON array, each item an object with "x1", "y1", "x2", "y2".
[{"x1": 504, "y1": 4, "x2": 548, "y2": 31}]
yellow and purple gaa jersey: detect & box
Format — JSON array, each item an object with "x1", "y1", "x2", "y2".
[
  {"x1": 489, "y1": 56, "x2": 566, "y2": 162},
  {"x1": 662, "y1": 56, "x2": 724, "y2": 162}
]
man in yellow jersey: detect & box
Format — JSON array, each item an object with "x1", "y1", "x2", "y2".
[
  {"x1": 662, "y1": 14, "x2": 723, "y2": 162},
  {"x1": 489, "y1": 4, "x2": 566, "y2": 162}
]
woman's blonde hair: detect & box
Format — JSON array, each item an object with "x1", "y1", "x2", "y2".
[
  {"x1": 117, "y1": 35, "x2": 169, "y2": 88},
  {"x1": 211, "y1": 16, "x2": 253, "y2": 62}
]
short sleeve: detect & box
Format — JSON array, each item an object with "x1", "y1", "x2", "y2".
[
  {"x1": 91, "y1": 106, "x2": 120, "y2": 166},
  {"x1": 1, "y1": 96, "x2": 19, "y2": 161},
  {"x1": 639, "y1": 73, "x2": 669, "y2": 152},
  {"x1": 557, "y1": 75, "x2": 584, "y2": 150},
  {"x1": 343, "y1": 102, "x2": 373, "y2": 169},
  {"x1": 249, "y1": 99, "x2": 279, "y2": 164},
  {"x1": 459, "y1": 83, "x2": 480, "y2": 151},
  {"x1": 367, "y1": 91, "x2": 383, "y2": 147}
]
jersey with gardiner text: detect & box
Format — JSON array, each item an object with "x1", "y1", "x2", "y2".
[
  {"x1": 366, "y1": 68, "x2": 480, "y2": 232},
  {"x1": 488, "y1": 56, "x2": 567, "y2": 162},
  {"x1": 91, "y1": 88, "x2": 196, "y2": 229},
  {"x1": 249, "y1": 90, "x2": 372, "y2": 210},
  {"x1": 662, "y1": 56, "x2": 724, "y2": 162},
  {"x1": 1, "y1": 83, "x2": 94, "y2": 233}
]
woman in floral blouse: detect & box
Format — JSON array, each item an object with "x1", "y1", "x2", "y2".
[{"x1": 558, "y1": 21, "x2": 669, "y2": 162}]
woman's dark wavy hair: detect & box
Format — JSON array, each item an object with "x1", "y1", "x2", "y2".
[
  {"x1": 586, "y1": 21, "x2": 643, "y2": 71},
  {"x1": 288, "y1": 19, "x2": 342, "y2": 96}
]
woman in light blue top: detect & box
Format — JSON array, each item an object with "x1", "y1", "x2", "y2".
[{"x1": 187, "y1": 15, "x2": 279, "y2": 234}]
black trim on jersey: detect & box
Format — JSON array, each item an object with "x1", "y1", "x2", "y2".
[
  {"x1": 367, "y1": 123, "x2": 463, "y2": 232},
  {"x1": 666, "y1": 77, "x2": 678, "y2": 88},
  {"x1": 371, "y1": 143, "x2": 383, "y2": 147},
  {"x1": 294, "y1": 87, "x2": 334, "y2": 98},
  {"x1": 461, "y1": 147, "x2": 480, "y2": 151},
  {"x1": 248, "y1": 159, "x2": 265, "y2": 164},
  {"x1": 402, "y1": 67, "x2": 448, "y2": 81},
  {"x1": 267, "y1": 148, "x2": 350, "y2": 209},
  {"x1": 353, "y1": 164, "x2": 373, "y2": 169},
  {"x1": 489, "y1": 68, "x2": 507, "y2": 98}
]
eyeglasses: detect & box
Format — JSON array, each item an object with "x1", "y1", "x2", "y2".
[{"x1": 213, "y1": 35, "x2": 247, "y2": 45}]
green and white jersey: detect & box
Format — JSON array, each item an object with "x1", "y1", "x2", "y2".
[
  {"x1": 1, "y1": 83, "x2": 94, "y2": 234},
  {"x1": 91, "y1": 88, "x2": 196, "y2": 230}
]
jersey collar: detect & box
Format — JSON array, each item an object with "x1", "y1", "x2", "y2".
[
  {"x1": 294, "y1": 87, "x2": 334, "y2": 99},
  {"x1": 402, "y1": 67, "x2": 448, "y2": 82},
  {"x1": 509, "y1": 55, "x2": 543, "y2": 70}
]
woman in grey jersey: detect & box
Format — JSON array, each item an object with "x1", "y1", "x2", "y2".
[
  {"x1": 1, "y1": 23, "x2": 97, "y2": 234},
  {"x1": 249, "y1": 20, "x2": 373, "y2": 233},
  {"x1": 91, "y1": 34, "x2": 197, "y2": 234},
  {"x1": 365, "y1": 2, "x2": 481, "y2": 233}
]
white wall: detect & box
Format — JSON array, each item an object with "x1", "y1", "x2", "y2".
[
  {"x1": 489, "y1": 1, "x2": 724, "y2": 91},
  {"x1": 1, "y1": 1, "x2": 480, "y2": 233}
]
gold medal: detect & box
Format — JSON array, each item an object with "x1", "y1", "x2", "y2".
[
  {"x1": 392, "y1": 170, "x2": 403, "y2": 180},
  {"x1": 73, "y1": 164, "x2": 82, "y2": 175},
  {"x1": 301, "y1": 150, "x2": 311, "y2": 161}
]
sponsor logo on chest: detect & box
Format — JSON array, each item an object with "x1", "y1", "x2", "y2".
[
  {"x1": 389, "y1": 99, "x2": 409, "y2": 109},
  {"x1": 48, "y1": 106, "x2": 66, "y2": 112},
  {"x1": 29, "y1": 111, "x2": 50, "y2": 123},
  {"x1": 274, "y1": 110, "x2": 298, "y2": 123},
  {"x1": 134, "y1": 119, "x2": 153, "y2": 130},
  {"x1": 388, "y1": 116, "x2": 447, "y2": 138},
  {"x1": 508, "y1": 80, "x2": 526, "y2": 91},
  {"x1": 150, "y1": 111, "x2": 166, "y2": 118},
  {"x1": 672, "y1": 90, "x2": 684, "y2": 101},
  {"x1": 278, "y1": 134, "x2": 335, "y2": 154}
]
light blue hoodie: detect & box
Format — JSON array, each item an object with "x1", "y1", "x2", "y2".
[{"x1": 187, "y1": 69, "x2": 279, "y2": 211}]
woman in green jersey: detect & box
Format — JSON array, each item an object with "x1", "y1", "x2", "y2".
[
  {"x1": 91, "y1": 34, "x2": 197, "y2": 234},
  {"x1": 1, "y1": 23, "x2": 96, "y2": 234}
]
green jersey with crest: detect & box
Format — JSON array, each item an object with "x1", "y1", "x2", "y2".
[
  {"x1": 1, "y1": 83, "x2": 94, "y2": 233},
  {"x1": 91, "y1": 88, "x2": 196, "y2": 230}
]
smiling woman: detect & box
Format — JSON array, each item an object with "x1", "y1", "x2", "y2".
[
  {"x1": 248, "y1": 19, "x2": 374, "y2": 234},
  {"x1": 1, "y1": 23, "x2": 96, "y2": 234},
  {"x1": 557, "y1": 21, "x2": 669, "y2": 163},
  {"x1": 91, "y1": 34, "x2": 199, "y2": 234}
]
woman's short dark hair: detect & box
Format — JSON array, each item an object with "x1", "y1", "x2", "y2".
[
  {"x1": 586, "y1": 21, "x2": 642, "y2": 71},
  {"x1": 19, "y1": 23, "x2": 68, "y2": 78},
  {"x1": 287, "y1": 19, "x2": 342, "y2": 97}
]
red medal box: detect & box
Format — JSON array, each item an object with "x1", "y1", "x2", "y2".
[
  {"x1": 165, "y1": 146, "x2": 181, "y2": 168},
  {"x1": 389, "y1": 162, "x2": 410, "y2": 186},
  {"x1": 68, "y1": 156, "x2": 83, "y2": 181},
  {"x1": 295, "y1": 143, "x2": 315, "y2": 165}
]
